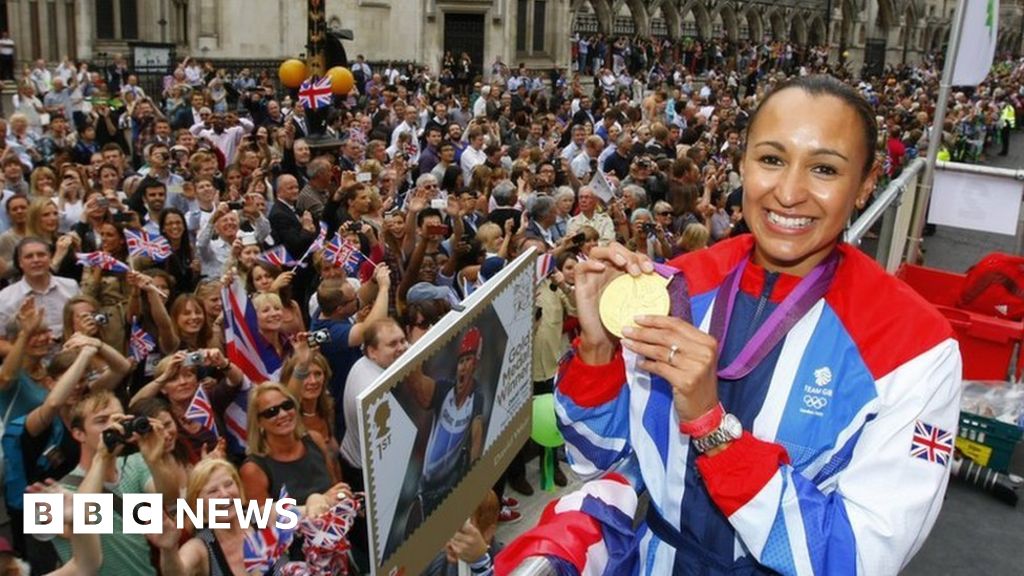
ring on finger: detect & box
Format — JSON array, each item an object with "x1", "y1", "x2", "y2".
[{"x1": 667, "y1": 344, "x2": 679, "y2": 364}]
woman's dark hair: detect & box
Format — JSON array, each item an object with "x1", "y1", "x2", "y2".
[
  {"x1": 159, "y1": 208, "x2": 192, "y2": 257},
  {"x1": 132, "y1": 396, "x2": 189, "y2": 465},
  {"x1": 247, "y1": 259, "x2": 296, "y2": 306},
  {"x1": 746, "y1": 75, "x2": 877, "y2": 177}
]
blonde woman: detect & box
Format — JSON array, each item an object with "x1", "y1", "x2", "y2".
[
  {"x1": 281, "y1": 341, "x2": 337, "y2": 452},
  {"x1": 147, "y1": 458, "x2": 343, "y2": 575},
  {"x1": 239, "y1": 382, "x2": 343, "y2": 505}
]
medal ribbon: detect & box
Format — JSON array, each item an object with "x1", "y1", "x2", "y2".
[{"x1": 709, "y1": 250, "x2": 840, "y2": 380}]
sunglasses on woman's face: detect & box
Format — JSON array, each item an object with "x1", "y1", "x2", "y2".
[{"x1": 258, "y1": 399, "x2": 295, "y2": 419}]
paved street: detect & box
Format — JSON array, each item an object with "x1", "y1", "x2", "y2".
[{"x1": 497, "y1": 131, "x2": 1024, "y2": 573}]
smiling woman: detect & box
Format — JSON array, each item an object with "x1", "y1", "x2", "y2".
[
  {"x1": 741, "y1": 77, "x2": 879, "y2": 276},
  {"x1": 533, "y1": 75, "x2": 964, "y2": 575}
]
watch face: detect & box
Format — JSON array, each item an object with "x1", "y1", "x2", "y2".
[{"x1": 722, "y1": 414, "x2": 743, "y2": 439}]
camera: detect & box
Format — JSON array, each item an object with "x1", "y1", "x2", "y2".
[
  {"x1": 307, "y1": 329, "x2": 331, "y2": 346},
  {"x1": 184, "y1": 351, "x2": 205, "y2": 367},
  {"x1": 344, "y1": 221, "x2": 362, "y2": 233},
  {"x1": 113, "y1": 211, "x2": 135, "y2": 224},
  {"x1": 227, "y1": 201, "x2": 245, "y2": 210},
  {"x1": 642, "y1": 222, "x2": 657, "y2": 235},
  {"x1": 102, "y1": 415, "x2": 152, "y2": 451},
  {"x1": 97, "y1": 197, "x2": 110, "y2": 209},
  {"x1": 93, "y1": 313, "x2": 109, "y2": 326}
]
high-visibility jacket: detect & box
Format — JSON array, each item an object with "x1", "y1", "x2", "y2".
[{"x1": 1001, "y1": 104, "x2": 1016, "y2": 129}]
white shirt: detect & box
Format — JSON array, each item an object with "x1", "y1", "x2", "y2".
[
  {"x1": 460, "y1": 145, "x2": 487, "y2": 183},
  {"x1": 570, "y1": 151, "x2": 595, "y2": 179},
  {"x1": 190, "y1": 119, "x2": 254, "y2": 165},
  {"x1": 472, "y1": 96, "x2": 488, "y2": 119},
  {"x1": 0, "y1": 275, "x2": 79, "y2": 337},
  {"x1": 390, "y1": 122, "x2": 421, "y2": 164},
  {"x1": 340, "y1": 356, "x2": 385, "y2": 467}
]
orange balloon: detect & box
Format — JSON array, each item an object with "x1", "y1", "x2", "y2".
[
  {"x1": 326, "y1": 66, "x2": 355, "y2": 95},
  {"x1": 278, "y1": 59, "x2": 308, "y2": 89}
]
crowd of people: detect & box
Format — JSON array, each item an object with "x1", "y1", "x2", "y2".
[{"x1": 0, "y1": 31, "x2": 1018, "y2": 575}]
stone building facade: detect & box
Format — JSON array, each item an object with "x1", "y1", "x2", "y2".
[
  {"x1": 572, "y1": 0, "x2": 1024, "y2": 70},
  {"x1": 0, "y1": 0, "x2": 1021, "y2": 74}
]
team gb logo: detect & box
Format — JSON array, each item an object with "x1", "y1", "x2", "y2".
[{"x1": 814, "y1": 367, "x2": 833, "y2": 387}]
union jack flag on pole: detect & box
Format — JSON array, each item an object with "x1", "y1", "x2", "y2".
[
  {"x1": 124, "y1": 228, "x2": 172, "y2": 263},
  {"x1": 221, "y1": 279, "x2": 282, "y2": 452},
  {"x1": 535, "y1": 253, "x2": 556, "y2": 285},
  {"x1": 296, "y1": 222, "x2": 328, "y2": 269},
  {"x1": 910, "y1": 420, "x2": 954, "y2": 466},
  {"x1": 298, "y1": 76, "x2": 333, "y2": 110},
  {"x1": 128, "y1": 319, "x2": 156, "y2": 362},
  {"x1": 76, "y1": 251, "x2": 131, "y2": 273},
  {"x1": 184, "y1": 384, "x2": 219, "y2": 437},
  {"x1": 259, "y1": 245, "x2": 299, "y2": 268}
]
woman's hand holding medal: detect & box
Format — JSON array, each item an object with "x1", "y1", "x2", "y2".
[{"x1": 576, "y1": 242, "x2": 720, "y2": 423}]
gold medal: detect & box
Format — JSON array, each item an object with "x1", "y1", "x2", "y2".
[{"x1": 599, "y1": 273, "x2": 671, "y2": 338}]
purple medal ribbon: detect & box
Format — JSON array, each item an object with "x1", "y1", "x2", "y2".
[{"x1": 709, "y1": 251, "x2": 841, "y2": 380}]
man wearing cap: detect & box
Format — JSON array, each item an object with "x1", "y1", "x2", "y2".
[{"x1": 405, "y1": 327, "x2": 486, "y2": 524}]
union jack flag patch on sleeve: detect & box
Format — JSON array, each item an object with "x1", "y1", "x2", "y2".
[{"x1": 910, "y1": 420, "x2": 954, "y2": 466}]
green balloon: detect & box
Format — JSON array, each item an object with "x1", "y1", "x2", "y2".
[{"x1": 531, "y1": 393, "x2": 564, "y2": 448}]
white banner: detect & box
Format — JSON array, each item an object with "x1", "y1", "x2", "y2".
[
  {"x1": 928, "y1": 169, "x2": 1023, "y2": 235},
  {"x1": 951, "y1": 0, "x2": 1000, "y2": 86}
]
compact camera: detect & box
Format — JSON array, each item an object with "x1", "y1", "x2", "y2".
[{"x1": 307, "y1": 329, "x2": 331, "y2": 346}]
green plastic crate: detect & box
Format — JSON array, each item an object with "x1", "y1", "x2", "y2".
[{"x1": 957, "y1": 411, "x2": 1023, "y2": 473}]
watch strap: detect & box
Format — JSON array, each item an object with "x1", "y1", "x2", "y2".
[
  {"x1": 692, "y1": 414, "x2": 741, "y2": 454},
  {"x1": 679, "y1": 402, "x2": 724, "y2": 437}
]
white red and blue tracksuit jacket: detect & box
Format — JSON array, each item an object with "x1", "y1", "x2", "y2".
[{"x1": 551, "y1": 236, "x2": 962, "y2": 575}]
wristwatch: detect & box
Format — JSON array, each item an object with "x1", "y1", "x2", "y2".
[{"x1": 692, "y1": 413, "x2": 743, "y2": 454}]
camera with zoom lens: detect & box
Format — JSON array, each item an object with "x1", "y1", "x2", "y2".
[
  {"x1": 93, "y1": 313, "x2": 109, "y2": 326},
  {"x1": 102, "y1": 415, "x2": 152, "y2": 451},
  {"x1": 307, "y1": 329, "x2": 331, "y2": 347}
]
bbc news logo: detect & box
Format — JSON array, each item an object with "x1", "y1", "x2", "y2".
[{"x1": 23, "y1": 494, "x2": 298, "y2": 534}]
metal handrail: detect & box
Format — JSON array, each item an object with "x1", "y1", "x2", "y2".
[{"x1": 845, "y1": 157, "x2": 926, "y2": 246}]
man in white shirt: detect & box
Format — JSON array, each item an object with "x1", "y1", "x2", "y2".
[
  {"x1": 189, "y1": 112, "x2": 253, "y2": 165},
  {"x1": 460, "y1": 126, "x2": 488, "y2": 184},
  {"x1": 391, "y1": 108, "x2": 422, "y2": 164},
  {"x1": 340, "y1": 318, "x2": 409, "y2": 475},
  {"x1": 570, "y1": 135, "x2": 605, "y2": 180},
  {"x1": 0, "y1": 238, "x2": 78, "y2": 354},
  {"x1": 472, "y1": 86, "x2": 491, "y2": 119},
  {"x1": 567, "y1": 186, "x2": 616, "y2": 245}
]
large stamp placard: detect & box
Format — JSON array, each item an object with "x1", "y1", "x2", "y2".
[{"x1": 357, "y1": 249, "x2": 537, "y2": 576}]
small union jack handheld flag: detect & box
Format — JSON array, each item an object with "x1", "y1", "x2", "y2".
[
  {"x1": 124, "y1": 228, "x2": 172, "y2": 263},
  {"x1": 76, "y1": 251, "x2": 131, "y2": 273},
  {"x1": 185, "y1": 384, "x2": 219, "y2": 437},
  {"x1": 259, "y1": 245, "x2": 299, "y2": 268},
  {"x1": 128, "y1": 318, "x2": 156, "y2": 362}
]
